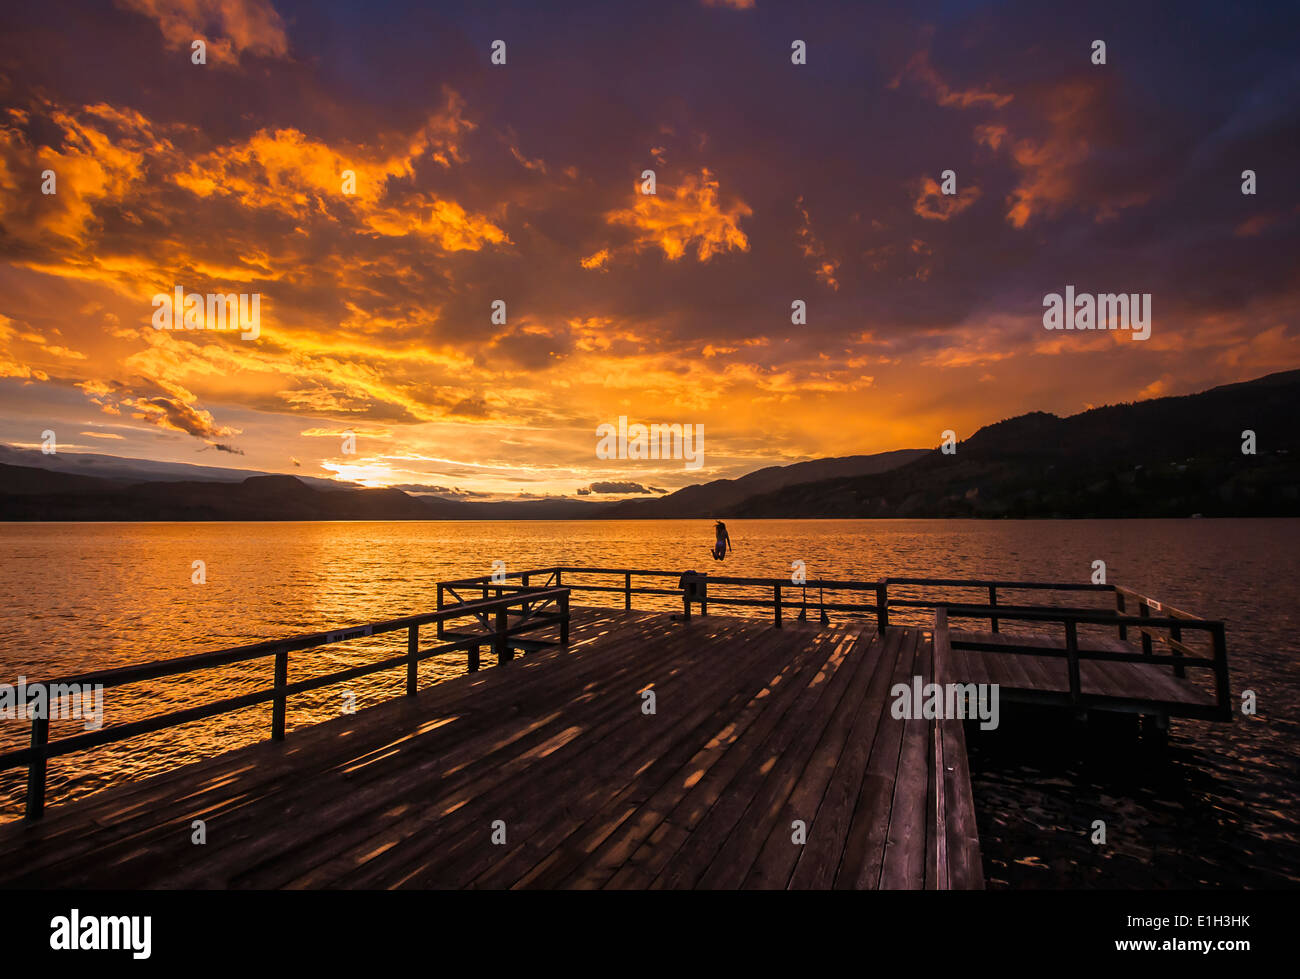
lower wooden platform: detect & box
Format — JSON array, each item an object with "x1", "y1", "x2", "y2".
[
  {"x1": 950, "y1": 629, "x2": 1220, "y2": 717},
  {"x1": 0, "y1": 608, "x2": 982, "y2": 890}
]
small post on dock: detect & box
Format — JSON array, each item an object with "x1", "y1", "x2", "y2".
[
  {"x1": 774, "y1": 584, "x2": 782, "y2": 629},
  {"x1": 468, "y1": 644, "x2": 480, "y2": 673},
  {"x1": 624, "y1": 572, "x2": 631, "y2": 610},
  {"x1": 272, "y1": 647, "x2": 288, "y2": 740},
  {"x1": 436, "y1": 583, "x2": 445, "y2": 639},
  {"x1": 560, "y1": 591, "x2": 570, "y2": 645},
  {"x1": 1211, "y1": 623, "x2": 1230, "y2": 715},
  {"x1": 1064, "y1": 619, "x2": 1081, "y2": 704},
  {"x1": 988, "y1": 585, "x2": 999, "y2": 633},
  {"x1": 495, "y1": 608, "x2": 511, "y2": 664},
  {"x1": 24, "y1": 716, "x2": 48, "y2": 820},
  {"x1": 1139, "y1": 602, "x2": 1153, "y2": 658},
  {"x1": 406, "y1": 624, "x2": 419, "y2": 695},
  {"x1": 876, "y1": 582, "x2": 889, "y2": 631},
  {"x1": 1170, "y1": 621, "x2": 1185, "y2": 678},
  {"x1": 1115, "y1": 589, "x2": 1128, "y2": 640}
]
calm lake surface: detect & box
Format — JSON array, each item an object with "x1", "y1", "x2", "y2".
[{"x1": 1, "y1": 518, "x2": 1297, "y2": 887}]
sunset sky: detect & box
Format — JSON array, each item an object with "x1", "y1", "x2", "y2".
[{"x1": 1, "y1": 0, "x2": 1297, "y2": 500}]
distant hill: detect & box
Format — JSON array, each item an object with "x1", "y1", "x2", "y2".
[
  {"x1": 0, "y1": 444, "x2": 351, "y2": 490},
  {"x1": 2, "y1": 370, "x2": 1296, "y2": 520},
  {"x1": 0, "y1": 465, "x2": 623, "y2": 521},
  {"x1": 726, "y1": 370, "x2": 1300, "y2": 518},
  {"x1": 599, "y1": 449, "x2": 929, "y2": 518},
  {"x1": 0, "y1": 446, "x2": 928, "y2": 521},
  {"x1": 0, "y1": 468, "x2": 446, "y2": 520},
  {"x1": 0, "y1": 463, "x2": 126, "y2": 496}
]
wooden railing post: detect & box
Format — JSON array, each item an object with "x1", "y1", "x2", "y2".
[
  {"x1": 406, "y1": 624, "x2": 419, "y2": 696},
  {"x1": 877, "y1": 582, "x2": 889, "y2": 631},
  {"x1": 436, "y1": 583, "x2": 445, "y2": 639},
  {"x1": 774, "y1": 584, "x2": 782, "y2": 629},
  {"x1": 624, "y1": 572, "x2": 632, "y2": 610},
  {"x1": 468, "y1": 643, "x2": 480, "y2": 673},
  {"x1": 1115, "y1": 589, "x2": 1127, "y2": 641},
  {"x1": 988, "y1": 585, "x2": 999, "y2": 633},
  {"x1": 271, "y1": 647, "x2": 288, "y2": 740},
  {"x1": 495, "y1": 608, "x2": 511, "y2": 664},
  {"x1": 24, "y1": 716, "x2": 49, "y2": 820},
  {"x1": 1139, "y1": 602, "x2": 1153, "y2": 658},
  {"x1": 1170, "y1": 621, "x2": 1185, "y2": 678},
  {"x1": 560, "y1": 592, "x2": 570, "y2": 645},
  {"x1": 1064, "y1": 620, "x2": 1081, "y2": 704},
  {"x1": 1211, "y1": 623, "x2": 1231, "y2": 716}
]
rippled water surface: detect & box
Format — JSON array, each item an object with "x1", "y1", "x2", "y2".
[{"x1": 1, "y1": 519, "x2": 1296, "y2": 886}]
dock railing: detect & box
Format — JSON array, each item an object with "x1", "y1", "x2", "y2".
[
  {"x1": 892, "y1": 578, "x2": 1232, "y2": 721},
  {"x1": 438, "y1": 568, "x2": 1231, "y2": 720},
  {"x1": 437, "y1": 565, "x2": 884, "y2": 630},
  {"x1": 0, "y1": 587, "x2": 570, "y2": 820}
]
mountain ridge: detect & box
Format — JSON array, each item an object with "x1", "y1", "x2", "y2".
[{"x1": 2, "y1": 370, "x2": 1296, "y2": 520}]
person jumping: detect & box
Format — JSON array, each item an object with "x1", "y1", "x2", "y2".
[{"x1": 710, "y1": 520, "x2": 732, "y2": 561}]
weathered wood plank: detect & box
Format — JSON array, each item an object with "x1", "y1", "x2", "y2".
[
  {"x1": 787, "y1": 627, "x2": 904, "y2": 889},
  {"x1": 835, "y1": 626, "x2": 920, "y2": 889}
]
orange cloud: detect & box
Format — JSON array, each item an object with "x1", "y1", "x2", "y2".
[
  {"x1": 994, "y1": 79, "x2": 1149, "y2": 228},
  {"x1": 890, "y1": 50, "x2": 1013, "y2": 109},
  {"x1": 118, "y1": 0, "x2": 289, "y2": 65},
  {"x1": 171, "y1": 96, "x2": 504, "y2": 250},
  {"x1": 580, "y1": 248, "x2": 611, "y2": 270},
  {"x1": 974, "y1": 124, "x2": 1008, "y2": 151},
  {"x1": 598, "y1": 168, "x2": 751, "y2": 263},
  {"x1": 912, "y1": 176, "x2": 981, "y2": 221},
  {"x1": 81, "y1": 376, "x2": 242, "y2": 448},
  {"x1": 796, "y1": 196, "x2": 840, "y2": 290}
]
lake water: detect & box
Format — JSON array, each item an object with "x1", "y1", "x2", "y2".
[{"x1": 1, "y1": 518, "x2": 1297, "y2": 887}]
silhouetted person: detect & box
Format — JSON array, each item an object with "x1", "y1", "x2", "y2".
[{"x1": 711, "y1": 520, "x2": 732, "y2": 561}]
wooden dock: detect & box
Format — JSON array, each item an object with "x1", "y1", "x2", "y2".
[
  {"x1": 0, "y1": 609, "x2": 982, "y2": 889},
  {"x1": 0, "y1": 567, "x2": 1232, "y2": 889}
]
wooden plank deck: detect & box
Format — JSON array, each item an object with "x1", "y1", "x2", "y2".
[{"x1": 0, "y1": 607, "x2": 982, "y2": 890}]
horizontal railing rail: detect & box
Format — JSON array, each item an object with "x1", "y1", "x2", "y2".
[
  {"x1": 436, "y1": 566, "x2": 884, "y2": 630},
  {"x1": 1, "y1": 588, "x2": 570, "y2": 820},
  {"x1": 933, "y1": 605, "x2": 1231, "y2": 718},
  {"x1": 887, "y1": 576, "x2": 1231, "y2": 716}
]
